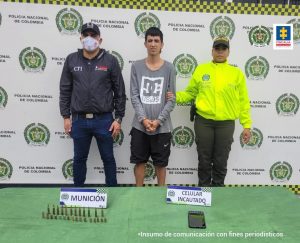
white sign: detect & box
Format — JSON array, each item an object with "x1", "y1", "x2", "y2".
[
  {"x1": 60, "y1": 188, "x2": 107, "y2": 208},
  {"x1": 166, "y1": 186, "x2": 212, "y2": 207}
]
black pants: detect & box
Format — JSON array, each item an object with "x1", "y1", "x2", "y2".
[{"x1": 194, "y1": 115, "x2": 235, "y2": 187}]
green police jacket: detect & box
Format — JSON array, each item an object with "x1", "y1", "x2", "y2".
[{"x1": 176, "y1": 61, "x2": 252, "y2": 128}]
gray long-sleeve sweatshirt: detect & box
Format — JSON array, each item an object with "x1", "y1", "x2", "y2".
[{"x1": 130, "y1": 59, "x2": 176, "y2": 135}]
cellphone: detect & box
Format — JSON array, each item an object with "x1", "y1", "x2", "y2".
[{"x1": 188, "y1": 211, "x2": 206, "y2": 228}]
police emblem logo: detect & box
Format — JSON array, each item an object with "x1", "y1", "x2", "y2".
[
  {"x1": 62, "y1": 159, "x2": 73, "y2": 180},
  {"x1": 113, "y1": 129, "x2": 124, "y2": 147},
  {"x1": 56, "y1": 8, "x2": 83, "y2": 35},
  {"x1": 108, "y1": 50, "x2": 124, "y2": 71},
  {"x1": 173, "y1": 54, "x2": 198, "y2": 78},
  {"x1": 276, "y1": 93, "x2": 299, "y2": 116},
  {"x1": 287, "y1": 19, "x2": 300, "y2": 44},
  {"x1": 0, "y1": 158, "x2": 13, "y2": 180},
  {"x1": 134, "y1": 12, "x2": 160, "y2": 37},
  {"x1": 0, "y1": 86, "x2": 8, "y2": 109},
  {"x1": 60, "y1": 193, "x2": 70, "y2": 200},
  {"x1": 240, "y1": 128, "x2": 263, "y2": 149},
  {"x1": 249, "y1": 26, "x2": 271, "y2": 47},
  {"x1": 210, "y1": 16, "x2": 235, "y2": 40},
  {"x1": 144, "y1": 160, "x2": 156, "y2": 182},
  {"x1": 202, "y1": 74, "x2": 210, "y2": 81},
  {"x1": 245, "y1": 56, "x2": 269, "y2": 80},
  {"x1": 167, "y1": 190, "x2": 175, "y2": 197},
  {"x1": 270, "y1": 161, "x2": 293, "y2": 182},
  {"x1": 24, "y1": 123, "x2": 50, "y2": 146},
  {"x1": 171, "y1": 126, "x2": 194, "y2": 149},
  {"x1": 19, "y1": 47, "x2": 47, "y2": 72}
]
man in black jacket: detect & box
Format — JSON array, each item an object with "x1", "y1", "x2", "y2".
[{"x1": 59, "y1": 22, "x2": 126, "y2": 187}]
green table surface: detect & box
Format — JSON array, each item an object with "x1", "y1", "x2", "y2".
[{"x1": 0, "y1": 187, "x2": 299, "y2": 243}]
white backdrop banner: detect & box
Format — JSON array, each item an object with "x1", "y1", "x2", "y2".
[{"x1": 0, "y1": 1, "x2": 299, "y2": 185}]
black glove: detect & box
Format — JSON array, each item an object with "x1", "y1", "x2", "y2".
[{"x1": 190, "y1": 102, "x2": 196, "y2": 122}]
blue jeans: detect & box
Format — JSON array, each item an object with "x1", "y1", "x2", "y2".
[{"x1": 71, "y1": 113, "x2": 117, "y2": 187}]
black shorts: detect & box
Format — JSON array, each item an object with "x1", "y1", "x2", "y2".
[{"x1": 130, "y1": 128, "x2": 171, "y2": 167}]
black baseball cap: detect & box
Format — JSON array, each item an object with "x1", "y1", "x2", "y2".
[
  {"x1": 81, "y1": 22, "x2": 100, "y2": 35},
  {"x1": 213, "y1": 36, "x2": 230, "y2": 48}
]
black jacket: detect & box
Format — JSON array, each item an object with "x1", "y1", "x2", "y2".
[{"x1": 59, "y1": 49, "x2": 126, "y2": 119}]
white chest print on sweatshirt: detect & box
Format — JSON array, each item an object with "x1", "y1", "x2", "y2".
[{"x1": 140, "y1": 76, "x2": 164, "y2": 104}]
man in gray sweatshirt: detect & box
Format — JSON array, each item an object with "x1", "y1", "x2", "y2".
[{"x1": 130, "y1": 27, "x2": 176, "y2": 186}]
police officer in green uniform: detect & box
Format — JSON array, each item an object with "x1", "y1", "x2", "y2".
[{"x1": 176, "y1": 36, "x2": 252, "y2": 187}]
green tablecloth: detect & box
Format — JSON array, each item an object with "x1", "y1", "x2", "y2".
[{"x1": 0, "y1": 187, "x2": 299, "y2": 243}]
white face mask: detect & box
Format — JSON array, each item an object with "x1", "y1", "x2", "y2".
[{"x1": 82, "y1": 36, "x2": 99, "y2": 52}]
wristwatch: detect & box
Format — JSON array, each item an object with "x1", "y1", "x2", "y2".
[{"x1": 115, "y1": 118, "x2": 122, "y2": 124}]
